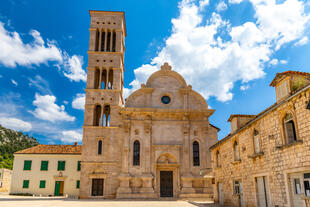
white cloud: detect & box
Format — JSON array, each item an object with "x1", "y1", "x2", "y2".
[
  {"x1": 61, "y1": 130, "x2": 82, "y2": 143},
  {"x1": 63, "y1": 54, "x2": 87, "y2": 82},
  {"x1": 240, "y1": 84, "x2": 250, "y2": 91},
  {"x1": 295, "y1": 36, "x2": 309, "y2": 46},
  {"x1": 280, "y1": 60, "x2": 288, "y2": 64},
  {"x1": 125, "y1": 0, "x2": 310, "y2": 102},
  {"x1": 28, "y1": 75, "x2": 51, "y2": 94},
  {"x1": 252, "y1": 0, "x2": 310, "y2": 50},
  {"x1": 199, "y1": 0, "x2": 209, "y2": 9},
  {"x1": 30, "y1": 93, "x2": 75, "y2": 122},
  {"x1": 216, "y1": 1, "x2": 228, "y2": 12},
  {"x1": 0, "y1": 22, "x2": 87, "y2": 83},
  {"x1": 0, "y1": 117, "x2": 32, "y2": 132},
  {"x1": 11, "y1": 79, "x2": 17, "y2": 86},
  {"x1": 0, "y1": 23, "x2": 63, "y2": 67},
  {"x1": 72, "y1": 93, "x2": 85, "y2": 110},
  {"x1": 228, "y1": 0, "x2": 243, "y2": 4},
  {"x1": 269, "y1": 58, "x2": 288, "y2": 66}
]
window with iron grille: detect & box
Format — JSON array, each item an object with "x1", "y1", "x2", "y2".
[
  {"x1": 193, "y1": 141, "x2": 200, "y2": 166},
  {"x1": 133, "y1": 140, "x2": 140, "y2": 166}
]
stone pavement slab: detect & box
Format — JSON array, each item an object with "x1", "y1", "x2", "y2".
[{"x1": 0, "y1": 195, "x2": 227, "y2": 207}]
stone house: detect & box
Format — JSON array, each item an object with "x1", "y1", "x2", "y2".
[
  {"x1": 10, "y1": 144, "x2": 81, "y2": 196},
  {"x1": 210, "y1": 71, "x2": 310, "y2": 207},
  {"x1": 0, "y1": 168, "x2": 12, "y2": 192},
  {"x1": 79, "y1": 10, "x2": 219, "y2": 199}
]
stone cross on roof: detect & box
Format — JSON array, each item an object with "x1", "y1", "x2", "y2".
[{"x1": 161, "y1": 62, "x2": 172, "y2": 70}]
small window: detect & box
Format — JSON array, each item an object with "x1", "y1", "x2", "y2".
[
  {"x1": 233, "y1": 141, "x2": 240, "y2": 161},
  {"x1": 234, "y1": 180, "x2": 240, "y2": 194},
  {"x1": 253, "y1": 130, "x2": 261, "y2": 153},
  {"x1": 284, "y1": 113, "x2": 297, "y2": 144},
  {"x1": 304, "y1": 173, "x2": 310, "y2": 197},
  {"x1": 23, "y1": 160, "x2": 32, "y2": 171},
  {"x1": 133, "y1": 140, "x2": 140, "y2": 166},
  {"x1": 40, "y1": 161, "x2": 48, "y2": 171},
  {"x1": 307, "y1": 101, "x2": 310, "y2": 110},
  {"x1": 39, "y1": 180, "x2": 46, "y2": 189},
  {"x1": 294, "y1": 179, "x2": 302, "y2": 194},
  {"x1": 193, "y1": 141, "x2": 200, "y2": 166},
  {"x1": 23, "y1": 180, "x2": 29, "y2": 188},
  {"x1": 57, "y1": 161, "x2": 66, "y2": 171},
  {"x1": 76, "y1": 180, "x2": 80, "y2": 189},
  {"x1": 77, "y1": 161, "x2": 81, "y2": 171},
  {"x1": 216, "y1": 150, "x2": 220, "y2": 167},
  {"x1": 98, "y1": 140, "x2": 103, "y2": 155}
]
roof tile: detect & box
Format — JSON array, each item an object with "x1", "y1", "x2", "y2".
[{"x1": 15, "y1": 144, "x2": 81, "y2": 154}]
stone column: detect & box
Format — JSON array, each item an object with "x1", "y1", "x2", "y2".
[
  {"x1": 89, "y1": 29, "x2": 96, "y2": 51},
  {"x1": 116, "y1": 120, "x2": 132, "y2": 198},
  {"x1": 115, "y1": 31, "x2": 123, "y2": 52},
  {"x1": 98, "y1": 29, "x2": 102, "y2": 51}
]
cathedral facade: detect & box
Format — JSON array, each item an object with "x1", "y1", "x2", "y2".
[{"x1": 79, "y1": 11, "x2": 219, "y2": 199}]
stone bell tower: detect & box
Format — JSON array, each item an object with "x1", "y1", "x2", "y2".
[{"x1": 80, "y1": 10, "x2": 126, "y2": 199}]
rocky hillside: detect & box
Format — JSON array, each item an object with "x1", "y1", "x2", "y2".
[{"x1": 0, "y1": 125, "x2": 39, "y2": 169}]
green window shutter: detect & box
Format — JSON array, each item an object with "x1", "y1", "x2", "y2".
[
  {"x1": 76, "y1": 180, "x2": 80, "y2": 189},
  {"x1": 39, "y1": 180, "x2": 46, "y2": 188},
  {"x1": 77, "y1": 161, "x2": 81, "y2": 171},
  {"x1": 23, "y1": 160, "x2": 32, "y2": 170},
  {"x1": 57, "y1": 161, "x2": 65, "y2": 171},
  {"x1": 40, "y1": 161, "x2": 48, "y2": 171},
  {"x1": 23, "y1": 180, "x2": 29, "y2": 188}
]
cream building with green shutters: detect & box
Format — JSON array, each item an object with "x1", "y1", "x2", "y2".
[{"x1": 10, "y1": 144, "x2": 81, "y2": 196}]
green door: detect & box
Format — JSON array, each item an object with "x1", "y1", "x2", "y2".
[{"x1": 54, "y1": 181, "x2": 60, "y2": 196}]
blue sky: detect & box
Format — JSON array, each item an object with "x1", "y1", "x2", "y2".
[{"x1": 0, "y1": 0, "x2": 309, "y2": 144}]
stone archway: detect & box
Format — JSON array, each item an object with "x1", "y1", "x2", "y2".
[{"x1": 155, "y1": 153, "x2": 180, "y2": 198}]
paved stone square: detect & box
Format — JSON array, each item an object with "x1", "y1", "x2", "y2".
[{"x1": 0, "y1": 195, "x2": 225, "y2": 207}]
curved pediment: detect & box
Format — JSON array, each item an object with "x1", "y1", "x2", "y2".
[
  {"x1": 146, "y1": 63, "x2": 187, "y2": 89},
  {"x1": 125, "y1": 63, "x2": 209, "y2": 110}
]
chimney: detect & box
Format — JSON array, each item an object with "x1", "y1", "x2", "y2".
[
  {"x1": 74, "y1": 142, "x2": 77, "y2": 146},
  {"x1": 228, "y1": 115, "x2": 256, "y2": 133}
]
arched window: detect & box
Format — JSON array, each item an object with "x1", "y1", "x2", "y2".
[
  {"x1": 101, "y1": 30, "x2": 105, "y2": 51},
  {"x1": 98, "y1": 140, "x2": 102, "y2": 155},
  {"x1": 284, "y1": 113, "x2": 297, "y2": 144},
  {"x1": 106, "y1": 31, "x2": 111, "y2": 52},
  {"x1": 108, "y1": 69, "x2": 113, "y2": 89},
  {"x1": 193, "y1": 141, "x2": 200, "y2": 166},
  {"x1": 253, "y1": 130, "x2": 261, "y2": 153},
  {"x1": 233, "y1": 141, "x2": 240, "y2": 161},
  {"x1": 101, "y1": 69, "x2": 107, "y2": 89},
  {"x1": 94, "y1": 105, "x2": 102, "y2": 126},
  {"x1": 112, "y1": 31, "x2": 116, "y2": 52},
  {"x1": 216, "y1": 150, "x2": 220, "y2": 167},
  {"x1": 94, "y1": 68, "x2": 100, "y2": 89},
  {"x1": 103, "y1": 105, "x2": 110, "y2": 127},
  {"x1": 133, "y1": 140, "x2": 140, "y2": 166}
]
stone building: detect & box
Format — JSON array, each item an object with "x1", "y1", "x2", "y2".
[
  {"x1": 210, "y1": 71, "x2": 310, "y2": 207},
  {"x1": 10, "y1": 144, "x2": 81, "y2": 196},
  {"x1": 0, "y1": 168, "x2": 12, "y2": 192},
  {"x1": 79, "y1": 10, "x2": 219, "y2": 199}
]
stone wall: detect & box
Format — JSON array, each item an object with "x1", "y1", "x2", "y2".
[
  {"x1": 211, "y1": 86, "x2": 310, "y2": 207},
  {"x1": 0, "y1": 168, "x2": 12, "y2": 192}
]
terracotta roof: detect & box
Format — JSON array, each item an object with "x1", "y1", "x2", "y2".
[
  {"x1": 227, "y1": 114, "x2": 256, "y2": 122},
  {"x1": 270, "y1": 71, "x2": 310, "y2": 87},
  {"x1": 15, "y1": 144, "x2": 81, "y2": 155}
]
